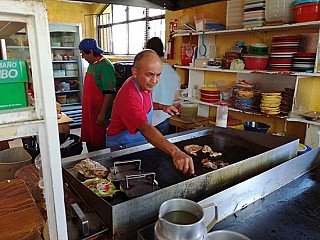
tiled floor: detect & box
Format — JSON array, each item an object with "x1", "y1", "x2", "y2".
[{"x1": 70, "y1": 127, "x2": 88, "y2": 154}]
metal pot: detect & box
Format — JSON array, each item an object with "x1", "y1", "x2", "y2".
[{"x1": 154, "y1": 198, "x2": 218, "y2": 240}]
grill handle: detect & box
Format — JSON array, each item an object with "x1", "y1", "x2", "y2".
[
  {"x1": 125, "y1": 172, "x2": 157, "y2": 189},
  {"x1": 113, "y1": 159, "x2": 142, "y2": 174},
  {"x1": 71, "y1": 203, "x2": 90, "y2": 237}
]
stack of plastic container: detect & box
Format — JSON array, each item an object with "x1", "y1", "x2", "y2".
[
  {"x1": 243, "y1": 0, "x2": 266, "y2": 28},
  {"x1": 226, "y1": 0, "x2": 244, "y2": 29},
  {"x1": 265, "y1": 0, "x2": 294, "y2": 23}
]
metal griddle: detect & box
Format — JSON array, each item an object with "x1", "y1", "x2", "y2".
[
  {"x1": 62, "y1": 127, "x2": 299, "y2": 235},
  {"x1": 137, "y1": 148, "x2": 320, "y2": 240}
]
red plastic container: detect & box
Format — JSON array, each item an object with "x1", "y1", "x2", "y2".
[
  {"x1": 293, "y1": 2, "x2": 320, "y2": 23},
  {"x1": 244, "y1": 55, "x2": 269, "y2": 70}
]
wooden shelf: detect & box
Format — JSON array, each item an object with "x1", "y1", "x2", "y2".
[
  {"x1": 173, "y1": 20, "x2": 320, "y2": 37},
  {"x1": 174, "y1": 65, "x2": 320, "y2": 77},
  {"x1": 182, "y1": 97, "x2": 288, "y2": 119}
]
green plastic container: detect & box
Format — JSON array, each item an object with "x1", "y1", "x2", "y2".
[{"x1": 0, "y1": 60, "x2": 28, "y2": 110}]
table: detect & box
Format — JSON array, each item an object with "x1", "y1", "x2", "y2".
[{"x1": 169, "y1": 115, "x2": 209, "y2": 132}]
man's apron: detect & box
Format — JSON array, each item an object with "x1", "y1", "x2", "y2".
[
  {"x1": 107, "y1": 80, "x2": 153, "y2": 148},
  {"x1": 81, "y1": 63, "x2": 105, "y2": 147}
]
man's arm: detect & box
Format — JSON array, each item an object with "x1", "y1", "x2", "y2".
[
  {"x1": 138, "y1": 122, "x2": 194, "y2": 175},
  {"x1": 97, "y1": 93, "x2": 113, "y2": 125}
]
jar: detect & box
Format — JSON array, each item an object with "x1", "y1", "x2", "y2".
[
  {"x1": 216, "y1": 102, "x2": 228, "y2": 128},
  {"x1": 181, "y1": 102, "x2": 198, "y2": 121}
]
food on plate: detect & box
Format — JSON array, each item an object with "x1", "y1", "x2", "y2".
[
  {"x1": 202, "y1": 145, "x2": 222, "y2": 158},
  {"x1": 82, "y1": 177, "x2": 119, "y2": 197},
  {"x1": 201, "y1": 158, "x2": 229, "y2": 169},
  {"x1": 74, "y1": 158, "x2": 108, "y2": 178},
  {"x1": 184, "y1": 144, "x2": 203, "y2": 156}
]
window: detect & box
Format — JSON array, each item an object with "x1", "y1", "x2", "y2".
[{"x1": 98, "y1": 4, "x2": 165, "y2": 55}]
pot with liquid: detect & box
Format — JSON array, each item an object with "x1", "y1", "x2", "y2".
[{"x1": 154, "y1": 198, "x2": 218, "y2": 240}]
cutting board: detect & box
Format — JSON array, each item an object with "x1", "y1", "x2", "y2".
[{"x1": 0, "y1": 179, "x2": 45, "y2": 239}]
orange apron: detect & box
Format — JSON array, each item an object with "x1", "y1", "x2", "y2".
[{"x1": 81, "y1": 66, "x2": 105, "y2": 147}]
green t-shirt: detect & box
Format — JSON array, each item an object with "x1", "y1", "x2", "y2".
[{"x1": 87, "y1": 57, "x2": 116, "y2": 118}]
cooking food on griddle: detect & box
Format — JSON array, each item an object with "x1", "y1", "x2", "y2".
[
  {"x1": 82, "y1": 177, "x2": 119, "y2": 197},
  {"x1": 201, "y1": 158, "x2": 229, "y2": 169},
  {"x1": 202, "y1": 145, "x2": 222, "y2": 158},
  {"x1": 74, "y1": 158, "x2": 108, "y2": 178},
  {"x1": 201, "y1": 158, "x2": 218, "y2": 169},
  {"x1": 184, "y1": 144, "x2": 203, "y2": 156}
]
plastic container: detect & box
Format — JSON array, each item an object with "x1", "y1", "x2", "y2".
[
  {"x1": 243, "y1": 121, "x2": 270, "y2": 133},
  {"x1": 293, "y1": 2, "x2": 320, "y2": 22},
  {"x1": 216, "y1": 102, "x2": 228, "y2": 128},
  {"x1": 0, "y1": 147, "x2": 32, "y2": 181},
  {"x1": 181, "y1": 102, "x2": 198, "y2": 121},
  {"x1": 57, "y1": 95, "x2": 67, "y2": 104},
  {"x1": 244, "y1": 55, "x2": 269, "y2": 70},
  {"x1": 265, "y1": 0, "x2": 294, "y2": 22}
]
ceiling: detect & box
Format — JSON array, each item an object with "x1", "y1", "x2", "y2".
[{"x1": 69, "y1": 0, "x2": 224, "y2": 10}]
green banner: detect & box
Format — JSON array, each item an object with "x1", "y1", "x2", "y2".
[{"x1": 0, "y1": 60, "x2": 28, "y2": 83}]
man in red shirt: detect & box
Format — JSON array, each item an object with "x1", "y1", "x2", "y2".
[{"x1": 107, "y1": 50, "x2": 194, "y2": 175}]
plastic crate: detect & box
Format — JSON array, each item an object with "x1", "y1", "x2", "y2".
[{"x1": 265, "y1": 0, "x2": 294, "y2": 22}]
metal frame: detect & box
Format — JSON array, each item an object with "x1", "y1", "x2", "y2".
[{"x1": 0, "y1": 0, "x2": 67, "y2": 239}]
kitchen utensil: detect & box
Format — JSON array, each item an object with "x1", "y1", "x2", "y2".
[
  {"x1": 119, "y1": 172, "x2": 160, "y2": 198},
  {"x1": 154, "y1": 198, "x2": 218, "y2": 240},
  {"x1": 199, "y1": 32, "x2": 207, "y2": 57}
]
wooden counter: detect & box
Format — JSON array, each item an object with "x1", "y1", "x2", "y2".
[
  {"x1": 169, "y1": 115, "x2": 209, "y2": 132},
  {"x1": 0, "y1": 179, "x2": 45, "y2": 239}
]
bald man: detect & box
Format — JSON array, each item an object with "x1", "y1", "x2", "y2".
[{"x1": 107, "y1": 49, "x2": 194, "y2": 176}]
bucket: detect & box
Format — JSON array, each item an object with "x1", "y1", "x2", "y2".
[{"x1": 0, "y1": 147, "x2": 32, "y2": 181}]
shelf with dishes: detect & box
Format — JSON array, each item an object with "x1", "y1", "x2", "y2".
[
  {"x1": 181, "y1": 96, "x2": 288, "y2": 119},
  {"x1": 173, "y1": 20, "x2": 320, "y2": 37},
  {"x1": 175, "y1": 65, "x2": 320, "y2": 77}
]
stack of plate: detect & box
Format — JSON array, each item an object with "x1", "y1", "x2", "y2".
[
  {"x1": 292, "y1": 52, "x2": 316, "y2": 72},
  {"x1": 260, "y1": 92, "x2": 282, "y2": 114},
  {"x1": 226, "y1": 0, "x2": 244, "y2": 29},
  {"x1": 200, "y1": 87, "x2": 221, "y2": 103},
  {"x1": 243, "y1": 0, "x2": 266, "y2": 28},
  {"x1": 280, "y1": 88, "x2": 294, "y2": 114},
  {"x1": 235, "y1": 88, "x2": 255, "y2": 110},
  {"x1": 231, "y1": 80, "x2": 255, "y2": 110},
  {"x1": 269, "y1": 35, "x2": 300, "y2": 71}
]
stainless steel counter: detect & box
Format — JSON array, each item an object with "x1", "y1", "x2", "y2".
[
  {"x1": 62, "y1": 127, "x2": 298, "y2": 236},
  {"x1": 137, "y1": 148, "x2": 320, "y2": 240}
]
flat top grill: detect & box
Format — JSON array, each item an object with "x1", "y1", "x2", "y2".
[
  {"x1": 62, "y1": 127, "x2": 298, "y2": 236},
  {"x1": 65, "y1": 131, "x2": 271, "y2": 204}
]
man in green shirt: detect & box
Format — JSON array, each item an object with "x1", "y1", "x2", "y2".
[{"x1": 79, "y1": 38, "x2": 116, "y2": 152}]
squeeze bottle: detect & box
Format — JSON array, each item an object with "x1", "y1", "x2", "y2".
[{"x1": 216, "y1": 102, "x2": 228, "y2": 128}]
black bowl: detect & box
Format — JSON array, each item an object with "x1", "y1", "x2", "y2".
[{"x1": 243, "y1": 121, "x2": 270, "y2": 133}]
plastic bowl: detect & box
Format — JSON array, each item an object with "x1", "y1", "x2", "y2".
[
  {"x1": 248, "y1": 43, "x2": 269, "y2": 55},
  {"x1": 293, "y1": 2, "x2": 320, "y2": 22},
  {"x1": 244, "y1": 55, "x2": 269, "y2": 70},
  {"x1": 243, "y1": 121, "x2": 270, "y2": 133}
]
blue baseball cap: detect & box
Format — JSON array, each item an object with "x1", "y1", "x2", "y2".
[{"x1": 79, "y1": 38, "x2": 104, "y2": 54}]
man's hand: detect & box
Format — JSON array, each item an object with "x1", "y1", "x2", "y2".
[
  {"x1": 172, "y1": 150, "x2": 195, "y2": 175},
  {"x1": 96, "y1": 114, "x2": 106, "y2": 126},
  {"x1": 162, "y1": 105, "x2": 180, "y2": 116}
]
